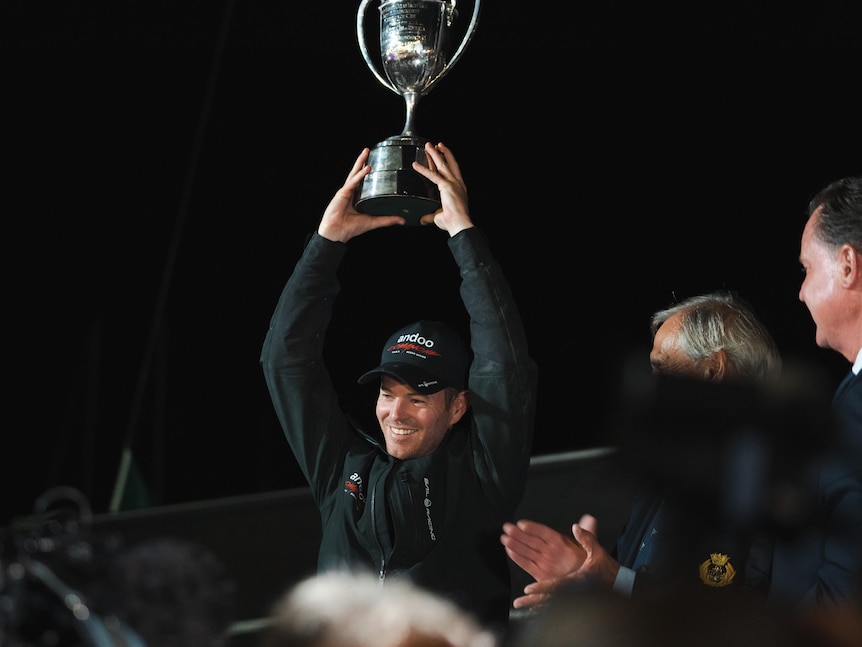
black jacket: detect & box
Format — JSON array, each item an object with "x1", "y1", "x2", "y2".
[{"x1": 260, "y1": 228, "x2": 538, "y2": 632}]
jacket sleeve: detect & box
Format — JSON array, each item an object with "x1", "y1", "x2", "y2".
[
  {"x1": 260, "y1": 232, "x2": 352, "y2": 498},
  {"x1": 449, "y1": 227, "x2": 538, "y2": 512}
]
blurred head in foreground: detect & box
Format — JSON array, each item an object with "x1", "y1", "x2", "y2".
[{"x1": 263, "y1": 570, "x2": 499, "y2": 647}]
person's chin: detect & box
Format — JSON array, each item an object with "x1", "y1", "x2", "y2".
[{"x1": 385, "y1": 439, "x2": 417, "y2": 459}]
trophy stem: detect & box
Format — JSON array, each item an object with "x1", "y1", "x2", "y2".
[{"x1": 401, "y1": 91, "x2": 418, "y2": 137}]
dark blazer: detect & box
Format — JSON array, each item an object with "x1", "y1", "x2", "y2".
[
  {"x1": 613, "y1": 481, "x2": 752, "y2": 597},
  {"x1": 752, "y1": 369, "x2": 862, "y2": 610}
]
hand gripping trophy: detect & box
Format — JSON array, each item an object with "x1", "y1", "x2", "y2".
[{"x1": 354, "y1": 0, "x2": 481, "y2": 224}]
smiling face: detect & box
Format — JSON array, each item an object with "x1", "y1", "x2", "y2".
[
  {"x1": 798, "y1": 207, "x2": 848, "y2": 355},
  {"x1": 375, "y1": 374, "x2": 468, "y2": 459}
]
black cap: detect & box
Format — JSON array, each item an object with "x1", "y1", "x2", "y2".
[{"x1": 358, "y1": 320, "x2": 469, "y2": 394}]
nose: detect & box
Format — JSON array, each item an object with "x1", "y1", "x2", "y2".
[{"x1": 388, "y1": 396, "x2": 410, "y2": 421}]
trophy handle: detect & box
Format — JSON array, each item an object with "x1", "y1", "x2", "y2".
[
  {"x1": 356, "y1": 0, "x2": 481, "y2": 97},
  {"x1": 357, "y1": 0, "x2": 395, "y2": 94},
  {"x1": 436, "y1": 0, "x2": 482, "y2": 89}
]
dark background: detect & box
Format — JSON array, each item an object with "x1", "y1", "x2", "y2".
[{"x1": 5, "y1": 2, "x2": 861, "y2": 526}]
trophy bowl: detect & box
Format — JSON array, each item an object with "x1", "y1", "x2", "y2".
[{"x1": 354, "y1": 0, "x2": 480, "y2": 225}]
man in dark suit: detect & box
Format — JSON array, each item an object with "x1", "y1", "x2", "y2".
[
  {"x1": 748, "y1": 175, "x2": 862, "y2": 613},
  {"x1": 500, "y1": 291, "x2": 783, "y2": 606}
]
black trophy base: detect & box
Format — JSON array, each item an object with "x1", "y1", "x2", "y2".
[{"x1": 354, "y1": 135, "x2": 442, "y2": 226}]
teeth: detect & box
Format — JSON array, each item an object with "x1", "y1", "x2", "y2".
[{"x1": 389, "y1": 427, "x2": 416, "y2": 436}]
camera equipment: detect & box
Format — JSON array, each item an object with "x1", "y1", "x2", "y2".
[{"x1": 1, "y1": 486, "x2": 145, "y2": 647}]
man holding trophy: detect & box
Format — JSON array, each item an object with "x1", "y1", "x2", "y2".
[
  {"x1": 260, "y1": 140, "x2": 537, "y2": 639},
  {"x1": 261, "y1": 1, "x2": 534, "y2": 637}
]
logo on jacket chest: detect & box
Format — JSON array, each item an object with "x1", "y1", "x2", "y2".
[
  {"x1": 699, "y1": 552, "x2": 736, "y2": 587},
  {"x1": 423, "y1": 477, "x2": 436, "y2": 541},
  {"x1": 344, "y1": 472, "x2": 366, "y2": 512}
]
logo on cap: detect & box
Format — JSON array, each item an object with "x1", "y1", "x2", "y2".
[
  {"x1": 386, "y1": 333, "x2": 443, "y2": 361},
  {"x1": 357, "y1": 320, "x2": 469, "y2": 394}
]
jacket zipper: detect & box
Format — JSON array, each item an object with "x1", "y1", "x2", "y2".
[{"x1": 371, "y1": 476, "x2": 386, "y2": 582}]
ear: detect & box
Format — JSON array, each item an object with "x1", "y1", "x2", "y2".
[
  {"x1": 447, "y1": 390, "x2": 469, "y2": 426},
  {"x1": 839, "y1": 243, "x2": 860, "y2": 286},
  {"x1": 704, "y1": 349, "x2": 731, "y2": 382}
]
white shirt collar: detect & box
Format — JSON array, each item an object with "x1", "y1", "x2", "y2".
[{"x1": 853, "y1": 348, "x2": 862, "y2": 376}]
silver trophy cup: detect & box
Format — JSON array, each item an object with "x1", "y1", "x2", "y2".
[{"x1": 354, "y1": 0, "x2": 480, "y2": 224}]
